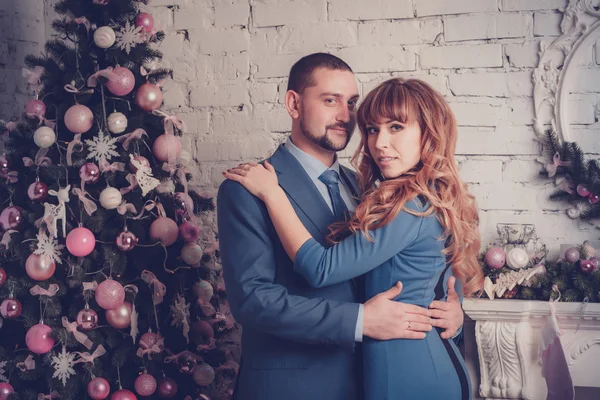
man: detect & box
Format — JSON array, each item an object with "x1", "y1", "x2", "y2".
[{"x1": 217, "y1": 53, "x2": 464, "y2": 400}]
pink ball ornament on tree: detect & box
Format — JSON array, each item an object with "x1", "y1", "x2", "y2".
[
  {"x1": 0, "y1": 297, "x2": 21, "y2": 319},
  {"x1": 150, "y1": 217, "x2": 179, "y2": 246},
  {"x1": 0, "y1": 206, "x2": 25, "y2": 231},
  {"x1": 66, "y1": 227, "x2": 96, "y2": 257},
  {"x1": 95, "y1": 279, "x2": 125, "y2": 310},
  {"x1": 134, "y1": 373, "x2": 157, "y2": 396},
  {"x1": 577, "y1": 184, "x2": 590, "y2": 197},
  {"x1": 589, "y1": 193, "x2": 600, "y2": 205},
  {"x1": 25, "y1": 323, "x2": 54, "y2": 354},
  {"x1": 192, "y1": 363, "x2": 215, "y2": 386},
  {"x1": 0, "y1": 155, "x2": 9, "y2": 173},
  {"x1": 181, "y1": 242, "x2": 203, "y2": 266},
  {"x1": 88, "y1": 377, "x2": 111, "y2": 399},
  {"x1": 77, "y1": 305, "x2": 99, "y2": 331},
  {"x1": 110, "y1": 389, "x2": 137, "y2": 400},
  {"x1": 27, "y1": 180, "x2": 49, "y2": 202},
  {"x1": 139, "y1": 331, "x2": 164, "y2": 354},
  {"x1": 25, "y1": 254, "x2": 56, "y2": 281},
  {"x1": 107, "y1": 112, "x2": 128, "y2": 134},
  {"x1": 564, "y1": 247, "x2": 581, "y2": 263},
  {"x1": 484, "y1": 247, "x2": 506, "y2": 269},
  {"x1": 25, "y1": 99, "x2": 46, "y2": 117},
  {"x1": 177, "y1": 354, "x2": 197, "y2": 375},
  {"x1": 33, "y1": 126, "x2": 56, "y2": 148},
  {"x1": 179, "y1": 221, "x2": 200, "y2": 243},
  {"x1": 152, "y1": 134, "x2": 181, "y2": 162},
  {"x1": 580, "y1": 259, "x2": 595, "y2": 274},
  {"x1": 65, "y1": 104, "x2": 93, "y2": 134},
  {"x1": 157, "y1": 377, "x2": 178, "y2": 399},
  {"x1": 106, "y1": 67, "x2": 135, "y2": 97},
  {"x1": 0, "y1": 383, "x2": 14, "y2": 400},
  {"x1": 80, "y1": 162, "x2": 101, "y2": 185},
  {"x1": 105, "y1": 301, "x2": 132, "y2": 329},
  {"x1": 135, "y1": 83, "x2": 163, "y2": 111},
  {"x1": 135, "y1": 12, "x2": 154, "y2": 33}
]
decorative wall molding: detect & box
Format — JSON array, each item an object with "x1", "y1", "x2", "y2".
[{"x1": 533, "y1": 0, "x2": 600, "y2": 142}]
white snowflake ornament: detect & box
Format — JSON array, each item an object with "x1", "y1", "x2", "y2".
[
  {"x1": 0, "y1": 361, "x2": 7, "y2": 382},
  {"x1": 51, "y1": 346, "x2": 77, "y2": 386},
  {"x1": 34, "y1": 230, "x2": 65, "y2": 264},
  {"x1": 170, "y1": 294, "x2": 191, "y2": 344},
  {"x1": 115, "y1": 21, "x2": 144, "y2": 54},
  {"x1": 130, "y1": 154, "x2": 159, "y2": 196},
  {"x1": 85, "y1": 131, "x2": 119, "y2": 164}
]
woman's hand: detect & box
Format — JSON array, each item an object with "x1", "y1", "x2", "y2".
[{"x1": 223, "y1": 161, "x2": 281, "y2": 201}]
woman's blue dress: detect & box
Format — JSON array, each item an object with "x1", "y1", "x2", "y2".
[{"x1": 295, "y1": 198, "x2": 472, "y2": 400}]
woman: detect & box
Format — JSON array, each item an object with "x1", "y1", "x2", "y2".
[{"x1": 224, "y1": 78, "x2": 483, "y2": 399}]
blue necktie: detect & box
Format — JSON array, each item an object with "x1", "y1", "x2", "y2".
[{"x1": 319, "y1": 170, "x2": 348, "y2": 221}]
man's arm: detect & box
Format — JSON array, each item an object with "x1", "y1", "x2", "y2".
[{"x1": 217, "y1": 180, "x2": 359, "y2": 348}]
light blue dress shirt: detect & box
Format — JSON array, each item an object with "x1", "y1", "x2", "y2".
[{"x1": 284, "y1": 137, "x2": 364, "y2": 342}]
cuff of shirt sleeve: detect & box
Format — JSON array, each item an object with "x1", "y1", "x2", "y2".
[{"x1": 354, "y1": 303, "x2": 364, "y2": 342}]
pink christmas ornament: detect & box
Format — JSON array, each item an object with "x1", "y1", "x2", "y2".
[
  {"x1": 577, "y1": 184, "x2": 590, "y2": 197},
  {"x1": 156, "y1": 377, "x2": 178, "y2": 398},
  {"x1": 88, "y1": 377, "x2": 111, "y2": 399},
  {"x1": 33, "y1": 126, "x2": 56, "y2": 148},
  {"x1": 116, "y1": 229, "x2": 138, "y2": 251},
  {"x1": 135, "y1": 83, "x2": 163, "y2": 111},
  {"x1": 193, "y1": 280, "x2": 214, "y2": 303},
  {"x1": 128, "y1": 155, "x2": 150, "y2": 173},
  {"x1": 27, "y1": 180, "x2": 49, "y2": 202},
  {"x1": 0, "y1": 383, "x2": 14, "y2": 400},
  {"x1": 106, "y1": 67, "x2": 135, "y2": 97},
  {"x1": 135, "y1": 12, "x2": 154, "y2": 33},
  {"x1": 64, "y1": 104, "x2": 93, "y2": 134},
  {"x1": 564, "y1": 247, "x2": 580, "y2": 263},
  {"x1": 105, "y1": 301, "x2": 132, "y2": 329},
  {"x1": 66, "y1": 227, "x2": 96, "y2": 257},
  {"x1": 80, "y1": 162, "x2": 101, "y2": 184},
  {"x1": 589, "y1": 193, "x2": 600, "y2": 204},
  {"x1": 150, "y1": 217, "x2": 179, "y2": 246},
  {"x1": 181, "y1": 242, "x2": 203, "y2": 266},
  {"x1": 25, "y1": 323, "x2": 55, "y2": 354},
  {"x1": 25, "y1": 99, "x2": 46, "y2": 117},
  {"x1": 25, "y1": 253, "x2": 56, "y2": 281},
  {"x1": 77, "y1": 305, "x2": 99, "y2": 331},
  {"x1": 192, "y1": 363, "x2": 215, "y2": 386},
  {"x1": 110, "y1": 389, "x2": 137, "y2": 400},
  {"x1": 139, "y1": 331, "x2": 164, "y2": 354},
  {"x1": 191, "y1": 320, "x2": 214, "y2": 345},
  {"x1": 0, "y1": 206, "x2": 24, "y2": 231},
  {"x1": 484, "y1": 246, "x2": 506, "y2": 269},
  {"x1": 0, "y1": 155, "x2": 9, "y2": 172},
  {"x1": 177, "y1": 354, "x2": 197, "y2": 374},
  {"x1": 134, "y1": 373, "x2": 157, "y2": 396},
  {"x1": 580, "y1": 259, "x2": 595, "y2": 274},
  {"x1": 152, "y1": 134, "x2": 181, "y2": 162},
  {"x1": 0, "y1": 297, "x2": 22, "y2": 319},
  {"x1": 107, "y1": 112, "x2": 128, "y2": 134},
  {"x1": 0, "y1": 267, "x2": 6, "y2": 287},
  {"x1": 174, "y1": 192, "x2": 193, "y2": 217},
  {"x1": 95, "y1": 279, "x2": 125, "y2": 310},
  {"x1": 179, "y1": 221, "x2": 200, "y2": 243},
  {"x1": 590, "y1": 256, "x2": 600, "y2": 271}
]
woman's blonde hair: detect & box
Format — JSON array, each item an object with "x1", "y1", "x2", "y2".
[{"x1": 330, "y1": 78, "x2": 483, "y2": 297}]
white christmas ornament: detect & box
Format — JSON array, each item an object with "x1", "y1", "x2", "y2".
[
  {"x1": 34, "y1": 230, "x2": 64, "y2": 264},
  {"x1": 107, "y1": 112, "x2": 128, "y2": 134},
  {"x1": 181, "y1": 242, "x2": 203, "y2": 265},
  {"x1": 506, "y1": 247, "x2": 529, "y2": 270},
  {"x1": 129, "y1": 154, "x2": 159, "y2": 196},
  {"x1": 85, "y1": 131, "x2": 119, "y2": 164},
  {"x1": 51, "y1": 346, "x2": 76, "y2": 386},
  {"x1": 93, "y1": 26, "x2": 116, "y2": 49},
  {"x1": 115, "y1": 21, "x2": 144, "y2": 54},
  {"x1": 33, "y1": 126, "x2": 56, "y2": 148},
  {"x1": 99, "y1": 186, "x2": 122, "y2": 210}
]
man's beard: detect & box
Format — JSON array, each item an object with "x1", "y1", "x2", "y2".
[{"x1": 299, "y1": 116, "x2": 354, "y2": 152}]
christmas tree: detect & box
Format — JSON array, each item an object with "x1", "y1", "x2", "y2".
[{"x1": 0, "y1": 1, "x2": 239, "y2": 399}]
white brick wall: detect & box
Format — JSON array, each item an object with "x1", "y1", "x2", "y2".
[{"x1": 1, "y1": 0, "x2": 596, "y2": 255}]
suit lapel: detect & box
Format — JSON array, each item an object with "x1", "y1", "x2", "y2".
[{"x1": 269, "y1": 145, "x2": 336, "y2": 242}]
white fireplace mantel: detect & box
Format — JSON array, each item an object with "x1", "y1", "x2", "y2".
[{"x1": 463, "y1": 299, "x2": 600, "y2": 400}]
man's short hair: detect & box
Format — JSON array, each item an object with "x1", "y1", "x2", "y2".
[{"x1": 287, "y1": 53, "x2": 353, "y2": 94}]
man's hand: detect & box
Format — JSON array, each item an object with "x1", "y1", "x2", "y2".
[
  {"x1": 429, "y1": 276, "x2": 464, "y2": 339},
  {"x1": 363, "y1": 281, "x2": 432, "y2": 340}
]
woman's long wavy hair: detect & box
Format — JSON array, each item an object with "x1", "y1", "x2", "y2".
[{"x1": 330, "y1": 78, "x2": 483, "y2": 297}]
